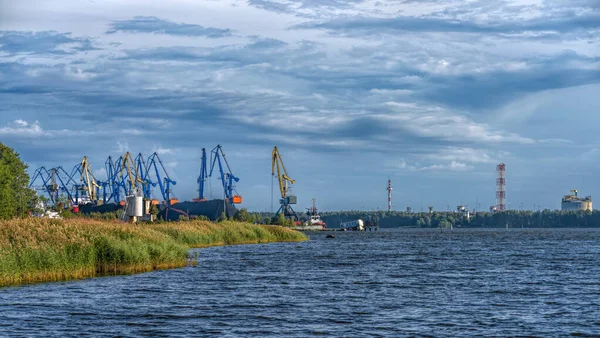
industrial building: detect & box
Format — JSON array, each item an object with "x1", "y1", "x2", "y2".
[{"x1": 561, "y1": 190, "x2": 592, "y2": 211}]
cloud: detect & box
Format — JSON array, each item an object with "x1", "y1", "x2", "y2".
[
  {"x1": 152, "y1": 146, "x2": 174, "y2": 155},
  {"x1": 421, "y1": 147, "x2": 502, "y2": 164},
  {"x1": 106, "y1": 16, "x2": 233, "y2": 38},
  {"x1": 389, "y1": 158, "x2": 474, "y2": 172},
  {"x1": 0, "y1": 120, "x2": 46, "y2": 137},
  {"x1": 248, "y1": 0, "x2": 364, "y2": 16},
  {"x1": 382, "y1": 102, "x2": 534, "y2": 144},
  {"x1": 293, "y1": 12, "x2": 600, "y2": 35},
  {"x1": 1, "y1": 0, "x2": 598, "y2": 209},
  {"x1": 0, "y1": 30, "x2": 96, "y2": 55},
  {"x1": 419, "y1": 161, "x2": 473, "y2": 172},
  {"x1": 116, "y1": 142, "x2": 129, "y2": 153}
]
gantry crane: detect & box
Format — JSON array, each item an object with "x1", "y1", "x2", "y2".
[
  {"x1": 29, "y1": 166, "x2": 78, "y2": 207},
  {"x1": 67, "y1": 156, "x2": 101, "y2": 204},
  {"x1": 271, "y1": 146, "x2": 298, "y2": 220},
  {"x1": 146, "y1": 152, "x2": 177, "y2": 205},
  {"x1": 195, "y1": 148, "x2": 208, "y2": 202},
  {"x1": 209, "y1": 145, "x2": 242, "y2": 204},
  {"x1": 119, "y1": 151, "x2": 144, "y2": 196},
  {"x1": 80, "y1": 156, "x2": 100, "y2": 203},
  {"x1": 29, "y1": 166, "x2": 59, "y2": 205}
]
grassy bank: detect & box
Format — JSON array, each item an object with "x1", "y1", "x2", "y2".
[{"x1": 0, "y1": 218, "x2": 308, "y2": 287}]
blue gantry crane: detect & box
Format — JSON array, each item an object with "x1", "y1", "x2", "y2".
[
  {"x1": 29, "y1": 166, "x2": 59, "y2": 205},
  {"x1": 209, "y1": 145, "x2": 242, "y2": 204},
  {"x1": 29, "y1": 166, "x2": 76, "y2": 207},
  {"x1": 145, "y1": 152, "x2": 177, "y2": 205}
]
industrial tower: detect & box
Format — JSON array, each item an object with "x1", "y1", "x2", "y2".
[
  {"x1": 496, "y1": 163, "x2": 506, "y2": 211},
  {"x1": 387, "y1": 179, "x2": 392, "y2": 212}
]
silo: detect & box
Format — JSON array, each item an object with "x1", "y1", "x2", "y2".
[{"x1": 126, "y1": 189, "x2": 144, "y2": 218}]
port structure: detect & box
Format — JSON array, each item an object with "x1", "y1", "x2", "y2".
[
  {"x1": 30, "y1": 152, "x2": 179, "y2": 208},
  {"x1": 195, "y1": 148, "x2": 208, "y2": 202},
  {"x1": 29, "y1": 166, "x2": 74, "y2": 206},
  {"x1": 209, "y1": 145, "x2": 242, "y2": 204},
  {"x1": 272, "y1": 146, "x2": 298, "y2": 221},
  {"x1": 496, "y1": 163, "x2": 506, "y2": 212},
  {"x1": 75, "y1": 156, "x2": 100, "y2": 204},
  {"x1": 145, "y1": 152, "x2": 177, "y2": 205},
  {"x1": 119, "y1": 151, "x2": 145, "y2": 197}
]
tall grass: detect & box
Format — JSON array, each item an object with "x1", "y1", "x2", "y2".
[{"x1": 0, "y1": 218, "x2": 307, "y2": 287}]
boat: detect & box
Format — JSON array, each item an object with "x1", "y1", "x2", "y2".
[
  {"x1": 292, "y1": 198, "x2": 327, "y2": 231},
  {"x1": 339, "y1": 216, "x2": 379, "y2": 231}
]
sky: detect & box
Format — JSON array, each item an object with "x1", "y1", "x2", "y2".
[{"x1": 0, "y1": 0, "x2": 599, "y2": 212}]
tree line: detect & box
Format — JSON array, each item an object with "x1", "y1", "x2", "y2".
[{"x1": 317, "y1": 210, "x2": 600, "y2": 228}]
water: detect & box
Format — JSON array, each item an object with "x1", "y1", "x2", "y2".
[{"x1": 2, "y1": 228, "x2": 600, "y2": 337}]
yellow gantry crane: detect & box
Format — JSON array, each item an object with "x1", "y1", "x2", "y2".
[
  {"x1": 80, "y1": 156, "x2": 100, "y2": 202},
  {"x1": 271, "y1": 146, "x2": 298, "y2": 220},
  {"x1": 119, "y1": 151, "x2": 144, "y2": 195}
]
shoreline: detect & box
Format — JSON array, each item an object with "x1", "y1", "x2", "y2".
[{"x1": 0, "y1": 219, "x2": 308, "y2": 287}]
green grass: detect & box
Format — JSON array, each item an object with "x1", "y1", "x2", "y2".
[{"x1": 0, "y1": 218, "x2": 308, "y2": 287}]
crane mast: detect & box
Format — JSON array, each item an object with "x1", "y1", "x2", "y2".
[
  {"x1": 196, "y1": 148, "x2": 208, "y2": 202},
  {"x1": 271, "y1": 146, "x2": 298, "y2": 221}
]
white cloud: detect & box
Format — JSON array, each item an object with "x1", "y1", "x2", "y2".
[
  {"x1": 419, "y1": 161, "x2": 473, "y2": 172},
  {"x1": 116, "y1": 141, "x2": 129, "y2": 153},
  {"x1": 383, "y1": 102, "x2": 535, "y2": 144},
  {"x1": 121, "y1": 128, "x2": 144, "y2": 136},
  {"x1": 421, "y1": 147, "x2": 502, "y2": 164},
  {"x1": 369, "y1": 88, "x2": 413, "y2": 96},
  {"x1": 152, "y1": 146, "x2": 174, "y2": 155},
  {"x1": 387, "y1": 158, "x2": 473, "y2": 172},
  {"x1": 0, "y1": 120, "x2": 46, "y2": 137}
]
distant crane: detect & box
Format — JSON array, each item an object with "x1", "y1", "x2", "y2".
[
  {"x1": 271, "y1": 146, "x2": 298, "y2": 221},
  {"x1": 65, "y1": 157, "x2": 100, "y2": 205},
  {"x1": 119, "y1": 151, "x2": 144, "y2": 196},
  {"x1": 209, "y1": 145, "x2": 242, "y2": 204},
  {"x1": 145, "y1": 152, "x2": 177, "y2": 205},
  {"x1": 80, "y1": 156, "x2": 100, "y2": 203},
  {"x1": 195, "y1": 148, "x2": 208, "y2": 202},
  {"x1": 29, "y1": 166, "x2": 59, "y2": 205}
]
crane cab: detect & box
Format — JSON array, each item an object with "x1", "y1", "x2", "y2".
[{"x1": 230, "y1": 195, "x2": 242, "y2": 204}]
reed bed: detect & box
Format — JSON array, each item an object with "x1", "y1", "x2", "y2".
[{"x1": 0, "y1": 218, "x2": 308, "y2": 287}]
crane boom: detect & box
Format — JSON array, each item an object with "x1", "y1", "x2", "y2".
[
  {"x1": 271, "y1": 146, "x2": 295, "y2": 199},
  {"x1": 271, "y1": 146, "x2": 298, "y2": 221}
]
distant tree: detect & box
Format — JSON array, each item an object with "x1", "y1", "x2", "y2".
[
  {"x1": 234, "y1": 208, "x2": 252, "y2": 223},
  {"x1": 0, "y1": 143, "x2": 37, "y2": 220}
]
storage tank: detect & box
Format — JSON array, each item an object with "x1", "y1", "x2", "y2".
[{"x1": 126, "y1": 195, "x2": 143, "y2": 217}]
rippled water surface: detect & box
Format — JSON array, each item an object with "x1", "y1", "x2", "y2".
[{"x1": 2, "y1": 228, "x2": 600, "y2": 337}]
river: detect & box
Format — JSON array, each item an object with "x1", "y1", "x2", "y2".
[{"x1": 1, "y1": 228, "x2": 600, "y2": 336}]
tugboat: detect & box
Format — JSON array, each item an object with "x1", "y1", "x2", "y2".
[{"x1": 293, "y1": 198, "x2": 327, "y2": 231}]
